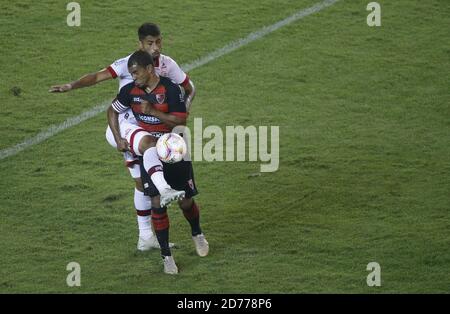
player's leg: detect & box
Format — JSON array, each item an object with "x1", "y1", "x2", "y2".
[
  {"x1": 134, "y1": 177, "x2": 162, "y2": 251},
  {"x1": 178, "y1": 197, "x2": 202, "y2": 236},
  {"x1": 107, "y1": 124, "x2": 161, "y2": 250},
  {"x1": 178, "y1": 197, "x2": 209, "y2": 257},
  {"x1": 151, "y1": 203, "x2": 177, "y2": 274},
  {"x1": 138, "y1": 162, "x2": 176, "y2": 251},
  {"x1": 140, "y1": 164, "x2": 178, "y2": 274},
  {"x1": 165, "y1": 160, "x2": 209, "y2": 257},
  {"x1": 129, "y1": 132, "x2": 185, "y2": 206}
]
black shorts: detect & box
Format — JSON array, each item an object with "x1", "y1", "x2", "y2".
[{"x1": 139, "y1": 157, "x2": 199, "y2": 199}]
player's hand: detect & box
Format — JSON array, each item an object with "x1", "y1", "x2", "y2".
[
  {"x1": 49, "y1": 83, "x2": 72, "y2": 93},
  {"x1": 141, "y1": 100, "x2": 156, "y2": 115},
  {"x1": 116, "y1": 138, "x2": 130, "y2": 152}
]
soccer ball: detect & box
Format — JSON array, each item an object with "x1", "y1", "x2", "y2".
[{"x1": 156, "y1": 133, "x2": 187, "y2": 163}]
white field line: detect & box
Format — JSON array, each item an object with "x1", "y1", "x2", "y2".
[{"x1": 0, "y1": 0, "x2": 339, "y2": 160}]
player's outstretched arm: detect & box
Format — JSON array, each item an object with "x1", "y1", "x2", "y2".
[
  {"x1": 184, "y1": 79, "x2": 196, "y2": 112},
  {"x1": 49, "y1": 68, "x2": 113, "y2": 93}
]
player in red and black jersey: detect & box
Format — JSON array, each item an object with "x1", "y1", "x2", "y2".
[
  {"x1": 107, "y1": 50, "x2": 208, "y2": 274},
  {"x1": 114, "y1": 76, "x2": 188, "y2": 138},
  {"x1": 51, "y1": 23, "x2": 196, "y2": 254}
]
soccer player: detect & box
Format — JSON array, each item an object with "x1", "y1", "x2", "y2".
[
  {"x1": 108, "y1": 50, "x2": 208, "y2": 274},
  {"x1": 49, "y1": 23, "x2": 195, "y2": 251}
]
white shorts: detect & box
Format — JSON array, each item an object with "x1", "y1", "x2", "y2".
[{"x1": 105, "y1": 109, "x2": 150, "y2": 179}]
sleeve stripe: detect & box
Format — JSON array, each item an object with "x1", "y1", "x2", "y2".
[
  {"x1": 107, "y1": 66, "x2": 118, "y2": 79},
  {"x1": 112, "y1": 99, "x2": 128, "y2": 113}
]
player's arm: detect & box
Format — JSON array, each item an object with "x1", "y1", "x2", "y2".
[
  {"x1": 182, "y1": 79, "x2": 196, "y2": 112},
  {"x1": 107, "y1": 106, "x2": 128, "y2": 152},
  {"x1": 167, "y1": 57, "x2": 196, "y2": 112},
  {"x1": 141, "y1": 85, "x2": 187, "y2": 129},
  {"x1": 141, "y1": 102, "x2": 187, "y2": 129},
  {"x1": 107, "y1": 88, "x2": 131, "y2": 152},
  {"x1": 49, "y1": 68, "x2": 113, "y2": 93}
]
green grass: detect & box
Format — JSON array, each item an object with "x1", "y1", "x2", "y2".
[{"x1": 0, "y1": 0, "x2": 449, "y2": 293}]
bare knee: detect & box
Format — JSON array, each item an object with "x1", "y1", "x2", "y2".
[
  {"x1": 178, "y1": 197, "x2": 193, "y2": 211},
  {"x1": 134, "y1": 178, "x2": 144, "y2": 192},
  {"x1": 138, "y1": 135, "x2": 157, "y2": 155},
  {"x1": 151, "y1": 195, "x2": 161, "y2": 208}
]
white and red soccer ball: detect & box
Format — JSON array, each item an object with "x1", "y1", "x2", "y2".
[{"x1": 156, "y1": 133, "x2": 187, "y2": 163}]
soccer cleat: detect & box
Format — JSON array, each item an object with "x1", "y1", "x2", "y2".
[
  {"x1": 160, "y1": 188, "x2": 185, "y2": 207},
  {"x1": 163, "y1": 255, "x2": 178, "y2": 275},
  {"x1": 137, "y1": 236, "x2": 175, "y2": 251},
  {"x1": 192, "y1": 233, "x2": 209, "y2": 257}
]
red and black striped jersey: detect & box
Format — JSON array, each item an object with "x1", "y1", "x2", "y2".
[{"x1": 112, "y1": 76, "x2": 187, "y2": 136}]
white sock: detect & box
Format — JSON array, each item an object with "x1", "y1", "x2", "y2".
[
  {"x1": 143, "y1": 147, "x2": 171, "y2": 191},
  {"x1": 134, "y1": 188, "x2": 154, "y2": 240},
  {"x1": 137, "y1": 216, "x2": 153, "y2": 240}
]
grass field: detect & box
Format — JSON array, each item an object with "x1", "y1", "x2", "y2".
[{"x1": 0, "y1": 0, "x2": 449, "y2": 293}]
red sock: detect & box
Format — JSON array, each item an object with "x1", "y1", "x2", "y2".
[{"x1": 151, "y1": 207, "x2": 171, "y2": 256}]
